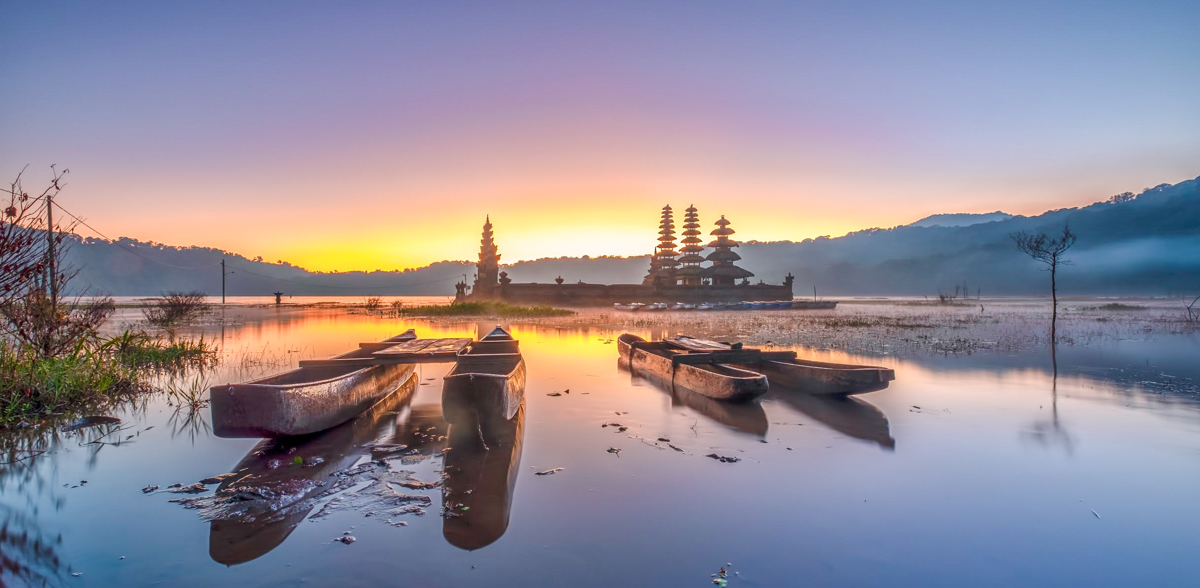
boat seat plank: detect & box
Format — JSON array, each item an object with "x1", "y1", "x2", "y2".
[
  {"x1": 666, "y1": 336, "x2": 733, "y2": 351},
  {"x1": 373, "y1": 338, "x2": 472, "y2": 360}
]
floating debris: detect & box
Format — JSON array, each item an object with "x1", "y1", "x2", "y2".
[
  {"x1": 336, "y1": 535, "x2": 356, "y2": 545},
  {"x1": 535, "y1": 468, "x2": 564, "y2": 476},
  {"x1": 170, "y1": 483, "x2": 208, "y2": 494},
  {"x1": 198, "y1": 473, "x2": 237, "y2": 485},
  {"x1": 668, "y1": 444, "x2": 685, "y2": 452},
  {"x1": 606, "y1": 447, "x2": 622, "y2": 456},
  {"x1": 657, "y1": 437, "x2": 670, "y2": 442},
  {"x1": 1091, "y1": 509, "x2": 1101, "y2": 519},
  {"x1": 141, "y1": 485, "x2": 159, "y2": 493},
  {"x1": 546, "y1": 392, "x2": 562, "y2": 397},
  {"x1": 705, "y1": 454, "x2": 740, "y2": 463}
]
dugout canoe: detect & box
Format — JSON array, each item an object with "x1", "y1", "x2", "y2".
[
  {"x1": 617, "y1": 334, "x2": 768, "y2": 402},
  {"x1": 442, "y1": 326, "x2": 527, "y2": 425},
  {"x1": 207, "y1": 374, "x2": 419, "y2": 565},
  {"x1": 211, "y1": 329, "x2": 419, "y2": 438},
  {"x1": 665, "y1": 335, "x2": 895, "y2": 395}
]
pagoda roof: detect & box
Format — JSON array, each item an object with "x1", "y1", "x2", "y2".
[
  {"x1": 710, "y1": 226, "x2": 735, "y2": 236},
  {"x1": 679, "y1": 244, "x2": 704, "y2": 252},
  {"x1": 714, "y1": 216, "x2": 731, "y2": 227},
  {"x1": 706, "y1": 249, "x2": 742, "y2": 262},
  {"x1": 676, "y1": 266, "x2": 704, "y2": 276},
  {"x1": 677, "y1": 253, "x2": 706, "y2": 263},
  {"x1": 706, "y1": 238, "x2": 739, "y2": 248},
  {"x1": 701, "y1": 265, "x2": 754, "y2": 278}
]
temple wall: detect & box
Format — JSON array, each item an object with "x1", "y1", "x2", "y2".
[{"x1": 472, "y1": 282, "x2": 793, "y2": 306}]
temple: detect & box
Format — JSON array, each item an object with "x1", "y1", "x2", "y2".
[{"x1": 456, "y1": 208, "x2": 793, "y2": 305}]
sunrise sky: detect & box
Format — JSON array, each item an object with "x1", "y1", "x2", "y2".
[{"x1": 3, "y1": 1, "x2": 1198, "y2": 271}]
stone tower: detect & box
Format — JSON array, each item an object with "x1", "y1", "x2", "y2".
[
  {"x1": 473, "y1": 216, "x2": 501, "y2": 298},
  {"x1": 675, "y1": 204, "x2": 705, "y2": 286},
  {"x1": 700, "y1": 215, "x2": 753, "y2": 286},
  {"x1": 643, "y1": 205, "x2": 678, "y2": 287}
]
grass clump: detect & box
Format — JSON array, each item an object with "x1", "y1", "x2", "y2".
[
  {"x1": 406, "y1": 301, "x2": 573, "y2": 318},
  {"x1": 0, "y1": 332, "x2": 217, "y2": 427},
  {"x1": 1091, "y1": 303, "x2": 1148, "y2": 311},
  {"x1": 142, "y1": 291, "x2": 209, "y2": 327}
]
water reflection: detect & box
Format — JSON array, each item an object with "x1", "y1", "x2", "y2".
[
  {"x1": 208, "y1": 375, "x2": 420, "y2": 565},
  {"x1": 771, "y1": 389, "x2": 896, "y2": 450},
  {"x1": 442, "y1": 399, "x2": 525, "y2": 551},
  {"x1": 618, "y1": 359, "x2": 769, "y2": 437}
]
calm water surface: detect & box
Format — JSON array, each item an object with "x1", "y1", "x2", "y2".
[{"x1": 3, "y1": 307, "x2": 1199, "y2": 587}]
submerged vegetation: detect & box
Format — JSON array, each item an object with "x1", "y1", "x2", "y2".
[{"x1": 404, "y1": 301, "x2": 573, "y2": 318}]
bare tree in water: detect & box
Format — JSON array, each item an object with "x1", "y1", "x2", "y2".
[{"x1": 1011, "y1": 224, "x2": 1076, "y2": 344}]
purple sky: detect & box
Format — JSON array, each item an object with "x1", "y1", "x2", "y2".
[{"x1": 3, "y1": 1, "x2": 1197, "y2": 270}]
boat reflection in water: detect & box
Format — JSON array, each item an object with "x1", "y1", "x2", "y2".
[
  {"x1": 206, "y1": 362, "x2": 528, "y2": 563},
  {"x1": 619, "y1": 358, "x2": 769, "y2": 438},
  {"x1": 441, "y1": 396, "x2": 526, "y2": 550},
  {"x1": 209, "y1": 373, "x2": 421, "y2": 565},
  {"x1": 769, "y1": 387, "x2": 895, "y2": 450}
]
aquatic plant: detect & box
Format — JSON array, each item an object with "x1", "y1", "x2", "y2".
[{"x1": 0, "y1": 332, "x2": 216, "y2": 426}]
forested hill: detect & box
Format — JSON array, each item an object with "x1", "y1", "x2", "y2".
[{"x1": 63, "y1": 175, "x2": 1200, "y2": 297}]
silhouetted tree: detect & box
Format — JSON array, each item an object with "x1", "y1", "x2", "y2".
[{"x1": 1012, "y1": 224, "x2": 1076, "y2": 343}]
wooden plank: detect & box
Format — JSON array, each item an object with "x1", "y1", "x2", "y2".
[
  {"x1": 665, "y1": 336, "x2": 732, "y2": 352},
  {"x1": 374, "y1": 338, "x2": 470, "y2": 357}
]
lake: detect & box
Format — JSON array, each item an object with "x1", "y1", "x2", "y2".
[{"x1": 3, "y1": 305, "x2": 1199, "y2": 587}]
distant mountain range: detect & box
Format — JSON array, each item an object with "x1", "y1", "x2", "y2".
[
  {"x1": 62, "y1": 175, "x2": 1200, "y2": 297},
  {"x1": 907, "y1": 211, "x2": 1013, "y2": 228}
]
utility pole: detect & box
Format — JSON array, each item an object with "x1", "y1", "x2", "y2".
[
  {"x1": 46, "y1": 192, "x2": 57, "y2": 307},
  {"x1": 221, "y1": 258, "x2": 226, "y2": 304}
]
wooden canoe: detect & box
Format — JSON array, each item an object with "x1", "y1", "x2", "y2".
[
  {"x1": 208, "y1": 374, "x2": 419, "y2": 565},
  {"x1": 442, "y1": 326, "x2": 527, "y2": 425},
  {"x1": 211, "y1": 329, "x2": 419, "y2": 438},
  {"x1": 617, "y1": 334, "x2": 768, "y2": 402},
  {"x1": 664, "y1": 335, "x2": 894, "y2": 395}
]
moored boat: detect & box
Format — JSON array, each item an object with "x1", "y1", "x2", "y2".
[
  {"x1": 442, "y1": 326, "x2": 527, "y2": 425},
  {"x1": 614, "y1": 303, "x2": 640, "y2": 311},
  {"x1": 211, "y1": 330, "x2": 419, "y2": 438},
  {"x1": 664, "y1": 335, "x2": 894, "y2": 395},
  {"x1": 617, "y1": 334, "x2": 768, "y2": 402}
]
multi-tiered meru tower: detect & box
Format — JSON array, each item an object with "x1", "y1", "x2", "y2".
[
  {"x1": 701, "y1": 215, "x2": 754, "y2": 286},
  {"x1": 643, "y1": 205, "x2": 679, "y2": 287},
  {"x1": 676, "y1": 205, "x2": 705, "y2": 286}
]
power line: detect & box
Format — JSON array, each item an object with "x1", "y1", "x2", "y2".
[{"x1": 53, "y1": 201, "x2": 466, "y2": 291}]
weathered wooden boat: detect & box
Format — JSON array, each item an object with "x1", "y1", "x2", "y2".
[
  {"x1": 792, "y1": 300, "x2": 838, "y2": 310},
  {"x1": 696, "y1": 303, "x2": 714, "y2": 310},
  {"x1": 617, "y1": 334, "x2": 768, "y2": 402},
  {"x1": 665, "y1": 335, "x2": 895, "y2": 395},
  {"x1": 210, "y1": 330, "x2": 419, "y2": 438},
  {"x1": 613, "y1": 303, "x2": 640, "y2": 311},
  {"x1": 207, "y1": 374, "x2": 419, "y2": 565},
  {"x1": 442, "y1": 326, "x2": 527, "y2": 425}
]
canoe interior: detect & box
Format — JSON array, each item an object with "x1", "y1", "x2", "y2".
[{"x1": 249, "y1": 330, "x2": 416, "y2": 387}]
